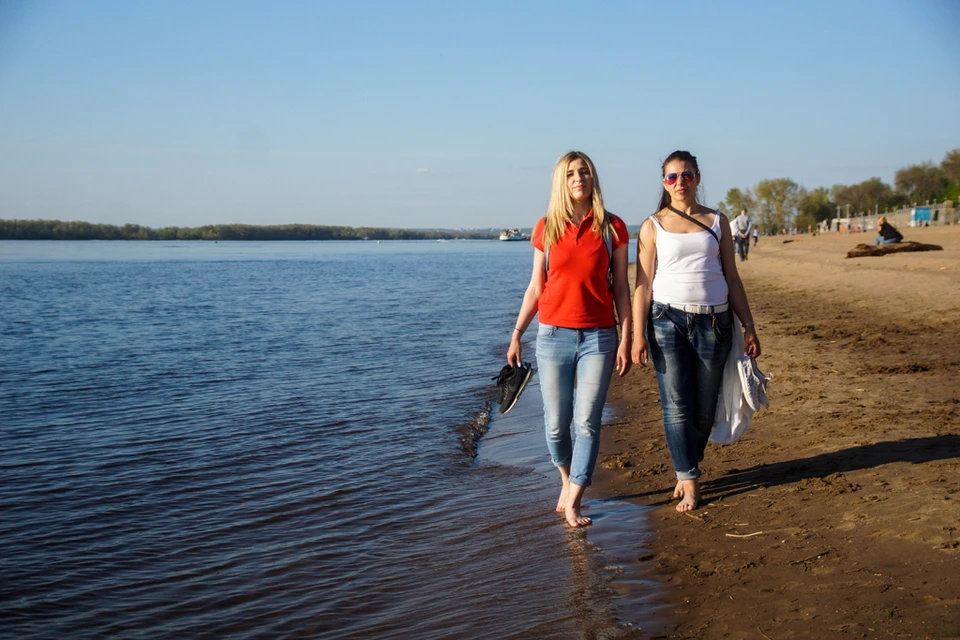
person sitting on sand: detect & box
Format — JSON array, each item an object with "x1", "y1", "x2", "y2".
[
  {"x1": 874, "y1": 215, "x2": 903, "y2": 246},
  {"x1": 631, "y1": 150, "x2": 761, "y2": 512},
  {"x1": 507, "y1": 151, "x2": 632, "y2": 528}
]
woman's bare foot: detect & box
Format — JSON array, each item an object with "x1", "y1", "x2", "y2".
[
  {"x1": 564, "y1": 482, "x2": 592, "y2": 527},
  {"x1": 555, "y1": 467, "x2": 572, "y2": 513},
  {"x1": 565, "y1": 505, "x2": 592, "y2": 527},
  {"x1": 556, "y1": 481, "x2": 569, "y2": 513},
  {"x1": 675, "y1": 479, "x2": 700, "y2": 512},
  {"x1": 673, "y1": 480, "x2": 683, "y2": 500}
]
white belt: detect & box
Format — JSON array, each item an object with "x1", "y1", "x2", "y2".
[{"x1": 659, "y1": 302, "x2": 729, "y2": 314}]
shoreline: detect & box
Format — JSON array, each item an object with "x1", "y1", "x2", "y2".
[{"x1": 594, "y1": 225, "x2": 960, "y2": 638}]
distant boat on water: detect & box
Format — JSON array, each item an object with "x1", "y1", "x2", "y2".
[{"x1": 499, "y1": 229, "x2": 525, "y2": 241}]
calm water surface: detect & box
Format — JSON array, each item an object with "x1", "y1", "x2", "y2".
[{"x1": 0, "y1": 240, "x2": 662, "y2": 639}]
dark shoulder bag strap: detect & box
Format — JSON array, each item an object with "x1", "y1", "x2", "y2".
[
  {"x1": 602, "y1": 220, "x2": 613, "y2": 291},
  {"x1": 666, "y1": 204, "x2": 720, "y2": 245},
  {"x1": 666, "y1": 205, "x2": 726, "y2": 275}
]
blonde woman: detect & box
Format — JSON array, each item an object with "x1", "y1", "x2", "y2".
[
  {"x1": 874, "y1": 215, "x2": 903, "y2": 245},
  {"x1": 508, "y1": 151, "x2": 632, "y2": 527}
]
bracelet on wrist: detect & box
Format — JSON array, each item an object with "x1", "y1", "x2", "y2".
[
  {"x1": 742, "y1": 322, "x2": 755, "y2": 328},
  {"x1": 513, "y1": 327, "x2": 523, "y2": 334}
]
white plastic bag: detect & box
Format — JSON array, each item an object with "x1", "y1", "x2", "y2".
[{"x1": 709, "y1": 315, "x2": 761, "y2": 444}]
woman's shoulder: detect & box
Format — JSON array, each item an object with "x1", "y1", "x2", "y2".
[
  {"x1": 533, "y1": 216, "x2": 548, "y2": 237},
  {"x1": 647, "y1": 208, "x2": 668, "y2": 222},
  {"x1": 640, "y1": 215, "x2": 660, "y2": 236},
  {"x1": 604, "y1": 212, "x2": 629, "y2": 247},
  {"x1": 605, "y1": 211, "x2": 628, "y2": 230},
  {"x1": 705, "y1": 207, "x2": 728, "y2": 225},
  {"x1": 642, "y1": 211, "x2": 665, "y2": 229},
  {"x1": 531, "y1": 217, "x2": 547, "y2": 250}
]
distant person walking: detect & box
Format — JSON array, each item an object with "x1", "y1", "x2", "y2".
[
  {"x1": 874, "y1": 216, "x2": 903, "y2": 246},
  {"x1": 507, "y1": 151, "x2": 632, "y2": 528},
  {"x1": 752, "y1": 227, "x2": 759, "y2": 246},
  {"x1": 731, "y1": 209, "x2": 753, "y2": 261},
  {"x1": 631, "y1": 150, "x2": 761, "y2": 512}
]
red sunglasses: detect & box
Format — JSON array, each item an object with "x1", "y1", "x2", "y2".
[{"x1": 663, "y1": 171, "x2": 696, "y2": 185}]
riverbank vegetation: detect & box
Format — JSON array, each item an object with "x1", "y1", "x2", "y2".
[
  {"x1": 0, "y1": 220, "x2": 499, "y2": 241},
  {"x1": 6, "y1": 150, "x2": 958, "y2": 240},
  {"x1": 719, "y1": 148, "x2": 959, "y2": 233}
]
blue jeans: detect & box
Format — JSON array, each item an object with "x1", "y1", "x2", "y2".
[
  {"x1": 874, "y1": 235, "x2": 899, "y2": 246},
  {"x1": 536, "y1": 325, "x2": 617, "y2": 487},
  {"x1": 648, "y1": 302, "x2": 732, "y2": 480},
  {"x1": 734, "y1": 236, "x2": 749, "y2": 261}
]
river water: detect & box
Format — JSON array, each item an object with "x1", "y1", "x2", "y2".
[{"x1": 0, "y1": 240, "x2": 664, "y2": 639}]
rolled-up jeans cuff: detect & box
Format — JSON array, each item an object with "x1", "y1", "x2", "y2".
[{"x1": 675, "y1": 467, "x2": 701, "y2": 481}]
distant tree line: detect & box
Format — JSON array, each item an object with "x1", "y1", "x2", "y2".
[
  {"x1": 719, "y1": 148, "x2": 960, "y2": 234},
  {"x1": 0, "y1": 220, "x2": 500, "y2": 241}
]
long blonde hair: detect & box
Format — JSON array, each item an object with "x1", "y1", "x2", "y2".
[{"x1": 543, "y1": 151, "x2": 616, "y2": 251}]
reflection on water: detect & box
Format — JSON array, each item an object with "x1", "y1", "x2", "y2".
[{"x1": 481, "y1": 367, "x2": 666, "y2": 638}]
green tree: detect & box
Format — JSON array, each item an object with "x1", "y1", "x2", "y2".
[
  {"x1": 940, "y1": 149, "x2": 960, "y2": 204},
  {"x1": 795, "y1": 186, "x2": 834, "y2": 231},
  {"x1": 832, "y1": 178, "x2": 903, "y2": 215},
  {"x1": 722, "y1": 187, "x2": 756, "y2": 216},
  {"x1": 754, "y1": 178, "x2": 801, "y2": 234},
  {"x1": 941, "y1": 148, "x2": 960, "y2": 187},
  {"x1": 895, "y1": 162, "x2": 948, "y2": 205}
]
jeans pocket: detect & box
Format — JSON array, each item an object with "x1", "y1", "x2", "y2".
[
  {"x1": 650, "y1": 301, "x2": 668, "y2": 321},
  {"x1": 538, "y1": 324, "x2": 558, "y2": 338},
  {"x1": 596, "y1": 327, "x2": 617, "y2": 353},
  {"x1": 713, "y1": 310, "x2": 733, "y2": 343}
]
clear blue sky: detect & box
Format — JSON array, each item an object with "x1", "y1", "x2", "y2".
[{"x1": 1, "y1": 0, "x2": 958, "y2": 229}]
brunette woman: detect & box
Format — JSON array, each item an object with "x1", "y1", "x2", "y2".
[
  {"x1": 631, "y1": 150, "x2": 761, "y2": 512},
  {"x1": 508, "y1": 151, "x2": 632, "y2": 527}
]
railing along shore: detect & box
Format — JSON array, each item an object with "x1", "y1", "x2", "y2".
[{"x1": 820, "y1": 200, "x2": 955, "y2": 233}]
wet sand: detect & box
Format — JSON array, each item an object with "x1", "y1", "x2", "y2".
[{"x1": 597, "y1": 224, "x2": 960, "y2": 638}]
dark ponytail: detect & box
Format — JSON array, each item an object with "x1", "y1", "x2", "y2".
[
  {"x1": 656, "y1": 188, "x2": 671, "y2": 212},
  {"x1": 657, "y1": 150, "x2": 700, "y2": 212}
]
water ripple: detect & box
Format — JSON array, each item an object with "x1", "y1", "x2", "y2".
[{"x1": 0, "y1": 241, "x2": 652, "y2": 639}]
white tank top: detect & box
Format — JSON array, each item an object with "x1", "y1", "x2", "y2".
[{"x1": 650, "y1": 214, "x2": 728, "y2": 306}]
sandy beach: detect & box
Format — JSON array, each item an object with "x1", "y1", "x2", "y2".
[{"x1": 598, "y1": 224, "x2": 960, "y2": 639}]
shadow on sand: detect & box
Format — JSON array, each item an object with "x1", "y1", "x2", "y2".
[{"x1": 613, "y1": 434, "x2": 960, "y2": 506}]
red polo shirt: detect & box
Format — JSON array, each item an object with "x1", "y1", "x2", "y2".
[{"x1": 532, "y1": 212, "x2": 629, "y2": 328}]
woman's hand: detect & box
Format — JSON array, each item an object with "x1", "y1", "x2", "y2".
[
  {"x1": 507, "y1": 336, "x2": 523, "y2": 367},
  {"x1": 616, "y1": 340, "x2": 631, "y2": 377},
  {"x1": 631, "y1": 335, "x2": 649, "y2": 366},
  {"x1": 744, "y1": 326, "x2": 761, "y2": 358}
]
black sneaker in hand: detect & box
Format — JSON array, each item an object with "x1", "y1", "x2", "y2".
[{"x1": 492, "y1": 363, "x2": 534, "y2": 414}]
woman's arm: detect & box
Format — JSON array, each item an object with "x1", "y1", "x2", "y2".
[
  {"x1": 611, "y1": 243, "x2": 632, "y2": 377},
  {"x1": 631, "y1": 219, "x2": 657, "y2": 366},
  {"x1": 717, "y1": 213, "x2": 762, "y2": 358},
  {"x1": 507, "y1": 248, "x2": 546, "y2": 367}
]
